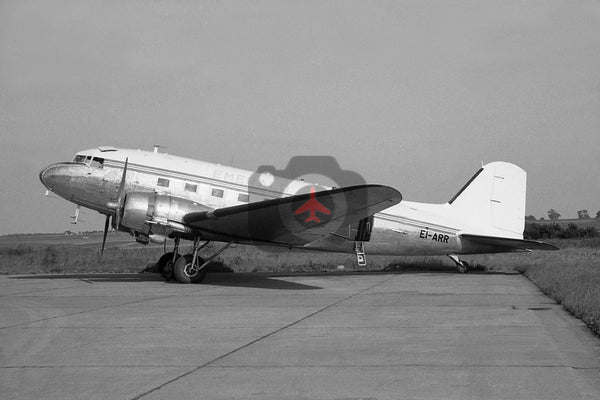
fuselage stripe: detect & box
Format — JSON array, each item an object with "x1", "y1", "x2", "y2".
[{"x1": 102, "y1": 158, "x2": 457, "y2": 234}]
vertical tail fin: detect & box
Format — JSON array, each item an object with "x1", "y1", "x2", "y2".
[{"x1": 448, "y1": 162, "x2": 526, "y2": 238}]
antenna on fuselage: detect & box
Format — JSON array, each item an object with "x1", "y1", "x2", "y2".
[{"x1": 153, "y1": 145, "x2": 160, "y2": 153}]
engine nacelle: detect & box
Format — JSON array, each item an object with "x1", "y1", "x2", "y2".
[{"x1": 119, "y1": 191, "x2": 210, "y2": 234}]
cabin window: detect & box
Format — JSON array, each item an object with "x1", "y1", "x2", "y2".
[
  {"x1": 90, "y1": 157, "x2": 104, "y2": 169},
  {"x1": 73, "y1": 155, "x2": 87, "y2": 163},
  {"x1": 238, "y1": 193, "x2": 249, "y2": 202},
  {"x1": 185, "y1": 183, "x2": 197, "y2": 192},
  {"x1": 157, "y1": 178, "x2": 170, "y2": 188},
  {"x1": 211, "y1": 188, "x2": 224, "y2": 198}
]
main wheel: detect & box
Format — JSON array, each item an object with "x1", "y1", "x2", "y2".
[
  {"x1": 457, "y1": 260, "x2": 469, "y2": 274},
  {"x1": 156, "y1": 252, "x2": 180, "y2": 276},
  {"x1": 173, "y1": 254, "x2": 207, "y2": 284}
]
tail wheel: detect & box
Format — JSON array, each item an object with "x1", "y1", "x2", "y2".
[
  {"x1": 173, "y1": 254, "x2": 207, "y2": 284},
  {"x1": 457, "y1": 261, "x2": 469, "y2": 274}
]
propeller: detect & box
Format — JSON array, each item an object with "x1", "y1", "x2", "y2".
[
  {"x1": 102, "y1": 157, "x2": 128, "y2": 256},
  {"x1": 101, "y1": 214, "x2": 110, "y2": 255},
  {"x1": 113, "y1": 157, "x2": 128, "y2": 229}
]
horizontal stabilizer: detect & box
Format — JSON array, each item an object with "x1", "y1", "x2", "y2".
[
  {"x1": 184, "y1": 185, "x2": 401, "y2": 246},
  {"x1": 459, "y1": 233, "x2": 559, "y2": 254}
]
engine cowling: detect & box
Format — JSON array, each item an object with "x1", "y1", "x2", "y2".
[{"x1": 118, "y1": 191, "x2": 210, "y2": 235}]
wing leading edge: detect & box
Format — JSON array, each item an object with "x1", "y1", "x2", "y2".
[{"x1": 183, "y1": 185, "x2": 401, "y2": 246}]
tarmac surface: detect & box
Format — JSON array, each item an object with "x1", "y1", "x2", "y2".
[{"x1": 1, "y1": 271, "x2": 600, "y2": 400}]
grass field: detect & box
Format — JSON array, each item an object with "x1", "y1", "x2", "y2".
[
  {"x1": 1, "y1": 233, "x2": 598, "y2": 335},
  {"x1": 467, "y1": 238, "x2": 600, "y2": 335},
  {"x1": 0, "y1": 236, "x2": 454, "y2": 275}
]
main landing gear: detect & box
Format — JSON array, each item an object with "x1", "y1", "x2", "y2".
[
  {"x1": 153, "y1": 237, "x2": 235, "y2": 284},
  {"x1": 447, "y1": 254, "x2": 470, "y2": 274}
]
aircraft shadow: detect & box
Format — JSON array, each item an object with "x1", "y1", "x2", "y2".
[
  {"x1": 7, "y1": 266, "x2": 517, "y2": 288},
  {"x1": 8, "y1": 272, "x2": 323, "y2": 290},
  {"x1": 202, "y1": 273, "x2": 322, "y2": 290},
  {"x1": 381, "y1": 264, "x2": 520, "y2": 275}
]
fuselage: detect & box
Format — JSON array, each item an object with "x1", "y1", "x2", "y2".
[{"x1": 39, "y1": 146, "x2": 484, "y2": 256}]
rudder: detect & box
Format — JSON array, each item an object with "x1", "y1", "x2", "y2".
[{"x1": 448, "y1": 162, "x2": 526, "y2": 239}]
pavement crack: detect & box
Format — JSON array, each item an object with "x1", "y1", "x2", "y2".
[
  {"x1": 130, "y1": 274, "x2": 399, "y2": 400},
  {"x1": 0, "y1": 283, "x2": 93, "y2": 297},
  {"x1": 0, "y1": 295, "x2": 175, "y2": 330}
]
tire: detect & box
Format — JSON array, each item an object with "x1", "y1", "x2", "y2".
[
  {"x1": 173, "y1": 254, "x2": 207, "y2": 284},
  {"x1": 156, "y1": 252, "x2": 180, "y2": 276}
]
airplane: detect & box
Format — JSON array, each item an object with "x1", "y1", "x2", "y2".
[
  {"x1": 294, "y1": 187, "x2": 332, "y2": 223},
  {"x1": 39, "y1": 145, "x2": 558, "y2": 283}
]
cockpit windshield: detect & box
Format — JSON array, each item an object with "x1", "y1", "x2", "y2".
[{"x1": 72, "y1": 155, "x2": 104, "y2": 168}]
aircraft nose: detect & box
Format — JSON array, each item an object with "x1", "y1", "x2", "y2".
[
  {"x1": 39, "y1": 165, "x2": 55, "y2": 190},
  {"x1": 39, "y1": 163, "x2": 74, "y2": 193},
  {"x1": 40, "y1": 162, "x2": 103, "y2": 206}
]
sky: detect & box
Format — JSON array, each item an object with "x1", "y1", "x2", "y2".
[{"x1": 1, "y1": 0, "x2": 599, "y2": 235}]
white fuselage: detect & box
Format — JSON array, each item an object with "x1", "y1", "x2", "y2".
[{"x1": 40, "y1": 147, "x2": 487, "y2": 256}]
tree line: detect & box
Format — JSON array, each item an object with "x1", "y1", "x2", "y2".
[
  {"x1": 523, "y1": 208, "x2": 599, "y2": 240},
  {"x1": 526, "y1": 209, "x2": 600, "y2": 223},
  {"x1": 525, "y1": 222, "x2": 598, "y2": 240}
]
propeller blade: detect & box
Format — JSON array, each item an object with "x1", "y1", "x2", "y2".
[
  {"x1": 114, "y1": 158, "x2": 128, "y2": 228},
  {"x1": 101, "y1": 214, "x2": 110, "y2": 255}
]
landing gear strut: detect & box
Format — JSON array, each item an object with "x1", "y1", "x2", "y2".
[
  {"x1": 448, "y1": 254, "x2": 470, "y2": 274},
  {"x1": 171, "y1": 238, "x2": 235, "y2": 284},
  {"x1": 155, "y1": 236, "x2": 182, "y2": 278},
  {"x1": 173, "y1": 237, "x2": 209, "y2": 284},
  {"x1": 151, "y1": 237, "x2": 235, "y2": 283}
]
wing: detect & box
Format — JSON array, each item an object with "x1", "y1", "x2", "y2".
[
  {"x1": 295, "y1": 199, "x2": 331, "y2": 215},
  {"x1": 293, "y1": 200, "x2": 313, "y2": 215},
  {"x1": 459, "y1": 233, "x2": 559, "y2": 253},
  {"x1": 311, "y1": 201, "x2": 331, "y2": 215},
  {"x1": 183, "y1": 185, "x2": 401, "y2": 246}
]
